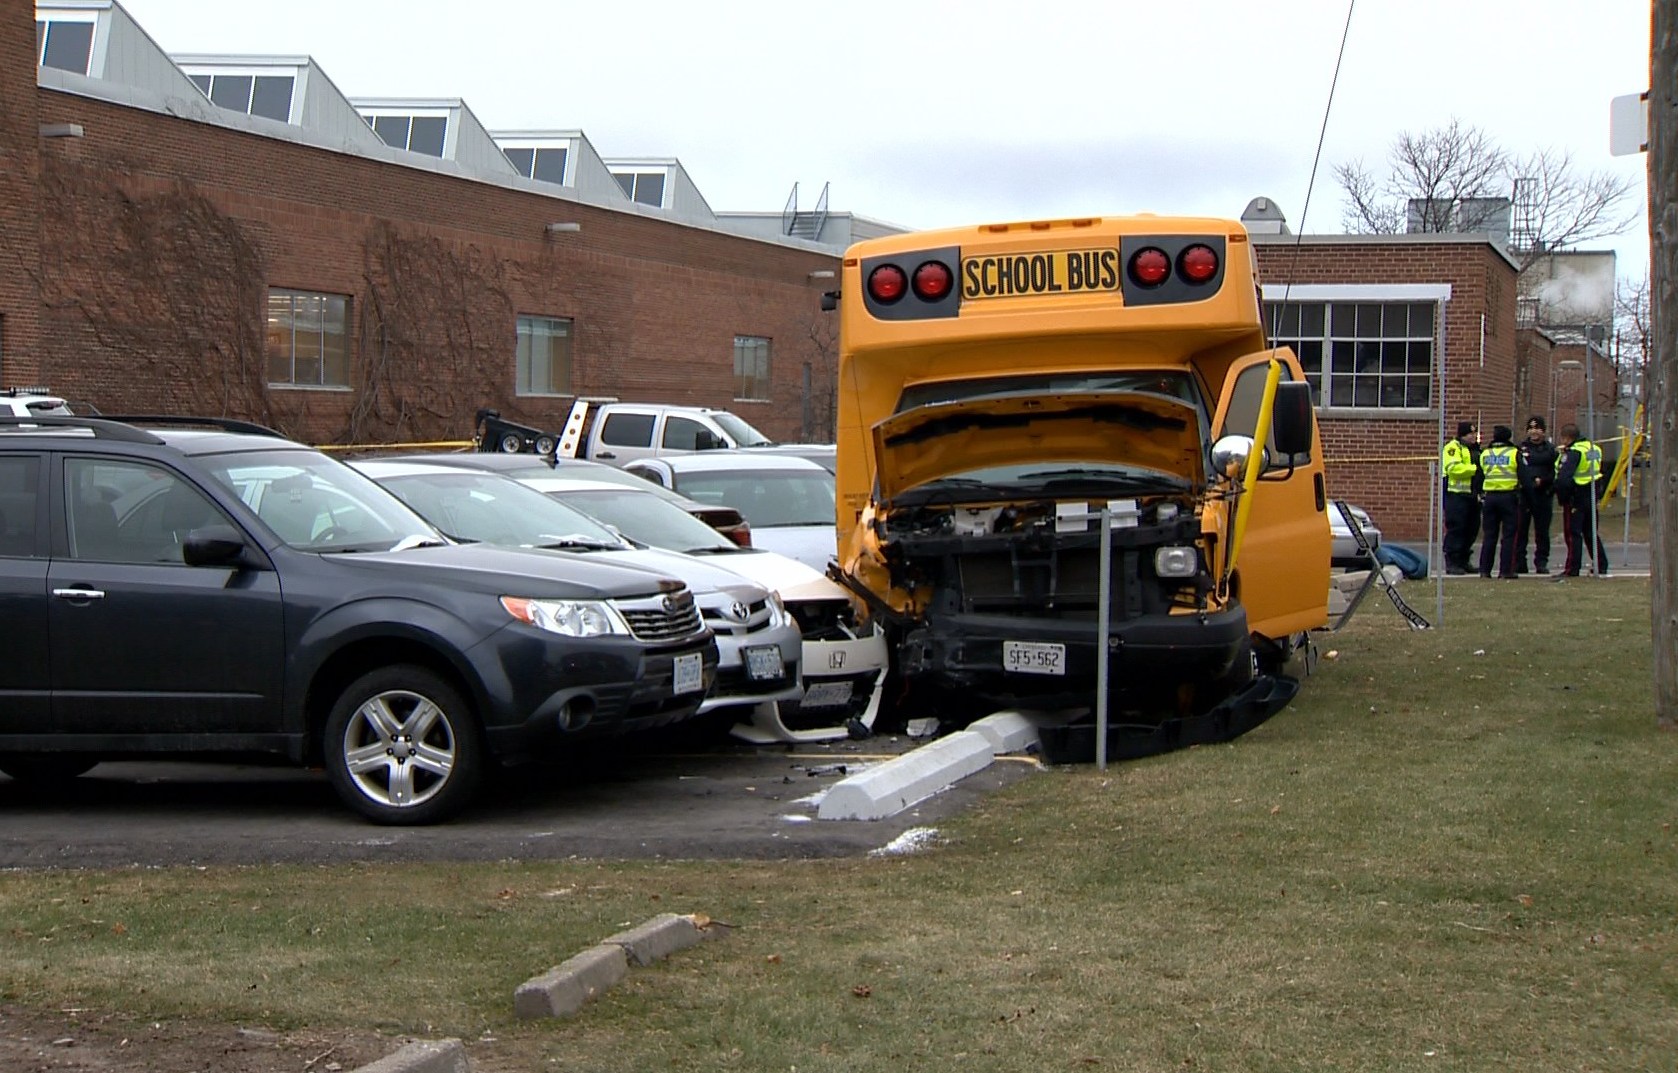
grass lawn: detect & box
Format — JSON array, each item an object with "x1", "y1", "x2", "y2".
[{"x1": 1, "y1": 578, "x2": 1671, "y2": 1072}]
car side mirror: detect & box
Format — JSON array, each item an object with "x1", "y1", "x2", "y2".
[
  {"x1": 182, "y1": 524, "x2": 249, "y2": 567},
  {"x1": 695, "y1": 430, "x2": 725, "y2": 451}
]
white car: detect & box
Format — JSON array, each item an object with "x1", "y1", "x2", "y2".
[
  {"x1": 0, "y1": 388, "x2": 73, "y2": 419},
  {"x1": 624, "y1": 452, "x2": 838, "y2": 573},
  {"x1": 514, "y1": 473, "x2": 888, "y2": 744},
  {"x1": 349, "y1": 459, "x2": 805, "y2": 721}
]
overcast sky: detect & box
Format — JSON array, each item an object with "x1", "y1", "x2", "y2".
[{"x1": 116, "y1": 0, "x2": 1654, "y2": 277}]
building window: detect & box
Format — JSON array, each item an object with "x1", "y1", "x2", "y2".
[
  {"x1": 362, "y1": 113, "x2": 448, "y2": 157},
  {"x1": 733, "y1": 336, "x2": 770, "y2": 401},
  {"x1": 1265, "y1": 300, "x2": 1435, "y2": 410},
  {"x1": 267, "y1": 289, "x2": 350, "y2": 388},
  {"x1": 516, "y1": 316, "x2": 573, "y2": 396},
  {"x1": 185, "y1": 71, "x2": 295, "y2": 122},
  {"x1": 503, "y1": 146, "x2": 569, "y2": 185},
  {"x1": 36, "y1": 17, "x2": 95, "y2": 74},
  {"x1": 612, "y1": 170, "x2": 667, "y2": 208}
]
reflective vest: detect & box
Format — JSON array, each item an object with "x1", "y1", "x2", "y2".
[
  {"x1": 1442, "y1": 439, "x2": 1477, "y2": 493},
  {"x1": 1567, "y1": 439, "x2": 1602, "y2": 486},
  {"x1": 1478, "y1": 443, "x2": 1518, "y2": 491}
]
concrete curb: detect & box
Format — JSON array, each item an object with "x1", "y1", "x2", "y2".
[
  {"x1": 969, "y1": 710, "x2": 1043, "y2": 754},
  {"x1": 514, "y1": 913, "x2": 724, "y2": 1021},
  {"x1": 514, "y1": 943, "x2": 629, "y2": 1019},
  {"x1": 603, "y1": 911, "x2": 710, "y2": 966},
  {"x1": 350, "y1": 1038, "x2": 470, "y2": 1073},
  {"x1": 817, "y1": 729, "x2": 997, "y2": 820}
]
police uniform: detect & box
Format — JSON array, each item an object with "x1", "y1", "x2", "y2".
[
  {"x1": 1440, "y1": 420, "x2": 1480, "y2": 575},
  {"x1": 1513, "y1": 416, "x2": 1558, "y2": 573},
  {"x1": 1555, "y1": 429, "x2": 1609, "y2": 577},
  {"x1": 1476, "y1": 426, "x2": 1519, "y2": 578}
]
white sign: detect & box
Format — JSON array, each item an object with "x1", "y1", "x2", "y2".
[{"x1": 1610, "y1": 92, "x2": 1649, "y2": 156}]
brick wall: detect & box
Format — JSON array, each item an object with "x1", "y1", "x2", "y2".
[
  {"x1": 1256, "y1": 241, "x2": 1518, "y2": 542},
  {"x1": 27, "y1": 85, "x2": 839, "y2": 446},
  {"x1": 0, "y1": 4, "x2": 42, "y2": 381}
]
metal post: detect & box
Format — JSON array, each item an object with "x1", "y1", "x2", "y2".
[
  {"x1": 1586, "y1": 349, "x2": 1600, "y2": 576},
  {"x1": 1095, "y1": 504, "x2": 1111, "y2": 772}
]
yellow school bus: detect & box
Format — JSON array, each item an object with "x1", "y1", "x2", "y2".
[{"x1": 827, "y1": 215, "x2": 1331, "y2": 752}]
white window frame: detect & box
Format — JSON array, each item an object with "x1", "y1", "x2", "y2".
[
  {"x1": 733, "y1": 336, "x2": 771, "y2": 402},
  {"x1": 35, "y1": 10, "x2": 100, "y2": 76},
  {"x1": 496, "y1": 137, "x2": 575, "y2": 186},
  {"x1": 1261, "y1": 284, "x2": 1451, "y2": 415},
  {"x1": 515, "y1": 315, "x2": 574, "y2": 397},
  {"x1": 608, "y1": 167, "x2": 669, "y2": 208},
  {"x1": 179, "y1": 64, "x2": 301, "y2": 123},
  {"x1": 357, "y1": 107, "x2": 452, "y2": 157},
  {"x1": 266, "y1": 288, "x2": 352, "y2": 390}
]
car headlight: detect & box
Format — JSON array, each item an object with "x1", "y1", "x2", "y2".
[
  {"x1": 1154, "y1": 546, "x2": 1199, "y2": 578},
  {"x1": 766, "y1": 590, "x2": 790, "y2": 628},
  {"x1": 500, "y1": 596, "x2": 629, "y2": 637}
]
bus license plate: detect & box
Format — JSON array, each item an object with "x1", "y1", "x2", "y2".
[
  {"x1": 744, "y1": 645, "x2": 782, "y2": 681},
  {"x1": 673, "y1": 653, "x2": 704, "y2": 694},
  {"x1": 1003, "y1": 641, "x2": 1066, "y2": 676}
]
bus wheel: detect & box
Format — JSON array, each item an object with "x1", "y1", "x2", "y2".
[{"x1": 323, "y1": 666, "x2": 483, "y2": 825}]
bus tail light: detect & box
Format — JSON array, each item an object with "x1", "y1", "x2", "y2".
[
  {"x1": 867, "y1": 264, "x2": 908, "y2": 304},
  {"x1": 911, "y1": 260, "x2": 953, "y2": 301},
  {"x1": 1178, "y1": 244, "x2": 1219, "y2": 284},
  {"x1": 1128, "y1": 247, "x2": 1171, "y2": 287}
]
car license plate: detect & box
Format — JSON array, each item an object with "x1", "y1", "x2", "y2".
[
  {"x1": 1003, "y1": 640, "x2": 1066, "y2": 676},
  {"x1": 673, "y1": 652, "x2": 704, "y2": 694},
  {"x1": 800, "y1": 681, "x2": 852, "y2": 708},
  {"x1": 744, "y1": 645, "x2": 782, "y2": 681}
]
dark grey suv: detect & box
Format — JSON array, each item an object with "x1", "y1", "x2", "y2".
[{"x1": 0, "y1": 417, "x2": 718, "y2": 823}]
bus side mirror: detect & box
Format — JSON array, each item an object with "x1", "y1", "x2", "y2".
[{"x1": 1270, "y1": 381, "x2": 1315, "y2": 457}]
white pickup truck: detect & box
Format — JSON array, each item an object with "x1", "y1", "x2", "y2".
[{"x1": 476, "y1": 400, "x2": 774, "y2": 466}]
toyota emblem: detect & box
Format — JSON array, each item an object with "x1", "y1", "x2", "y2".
[
  {"x1": 729, "y1": 601, "x2": 750, "y2": 622},
  {"x1": 661, "y1": 594, "x2": 679, "y2": 613}
]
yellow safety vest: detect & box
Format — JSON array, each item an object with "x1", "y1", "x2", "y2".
[
  {"x1": 1441, "y1": 439, "x2": 1476, "y2": 493},
  {"x1": 1558, "y1": 439, "x2": 1602, "y2": 485},
  {"x1": 1478, "y1": 443, "x2": 1518, "y2": 491}
]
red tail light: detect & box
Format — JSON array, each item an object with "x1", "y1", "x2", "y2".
[
  {"x1": 1128, "y1": 247, "x2": 1170, "y2": 287},
  {"x1": 1178, "y1": 244, "x2": 1219, "y2": 283},
  {"x1": 911, "y1": 260, "x2": 953, "y2": 301},
  {"x1": 867, "y1": 264, "x2": 908, "y2": 304}
]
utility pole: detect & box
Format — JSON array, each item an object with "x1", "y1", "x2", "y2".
[{"x1": 1654, "y1": 0, "x2": 1676, "y2": 730}]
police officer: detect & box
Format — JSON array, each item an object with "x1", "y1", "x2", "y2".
[
  {"x1": 1554, "y1": 423, "x2": 1609, "y2": 577},
  {"x1": 1513, "y1": 415, "x2": 1557, "y2": 574},
  {"x1": 1441, "y1": 420, "x2": 1480, "y2": 575},
  {"x1": 1476, "y1": 425, "x2": 1519, "y2": 578}
]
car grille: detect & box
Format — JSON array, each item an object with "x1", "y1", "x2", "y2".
[
  {"x1": 614, "y1": 589, "x2": 704, "y2": 642},
  {"x1": 701, "y1": 597, "x2": 773, "y2": 636}
]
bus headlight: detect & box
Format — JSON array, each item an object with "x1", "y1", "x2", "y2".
[{"x1": 1154, "y1": 547, "x2": 1198, "y2": 578}]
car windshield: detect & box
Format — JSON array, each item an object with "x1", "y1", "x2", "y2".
[
  {"x1": 551, "y1": 486, "x2": 736, "y2": 553},
  {"x1": 371, "y1": 470, "x2": 630, "y2": 550},
  {"x1": 711, "y1": 412, "x2": 774, "y2": 447},
  {"x1": 673, "y1": 470, "x2": 835, "y2": 529},
  {"x1": 198, "y1": 449, "x2": 438, "y2": 552}
]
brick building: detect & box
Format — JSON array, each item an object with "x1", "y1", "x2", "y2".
[
  {"x1": 11, "y1": 1, "x2": 878, "y2": 448},
  {"x1": 8, "y1": 2, "x2": 1578, "y2": 546}
]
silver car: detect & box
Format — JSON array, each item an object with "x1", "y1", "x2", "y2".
[
  {"x1": 351, "y1": 459, "x2": 804, "y2": 718},
  {"x1": 1329, "y1": 501, "x2": 1383, "y2": 567}
]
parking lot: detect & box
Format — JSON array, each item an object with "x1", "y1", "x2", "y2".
[{"x1": 0, "y1": 731, "x2": 1038, "y2": 870}]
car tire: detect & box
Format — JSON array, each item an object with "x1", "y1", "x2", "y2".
[
  {"x1": 0, "y1": 755, "x2": 98, "y2": 783},
  {"x1": 323, "y1": 666, "x2": 483, "y2": 825},
  {"x1": 498, "y1": 432, "x2": 524, "y2": 453},
  {"x1": 533, "y1": 435, "x2": 557, "y2": 456}
]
